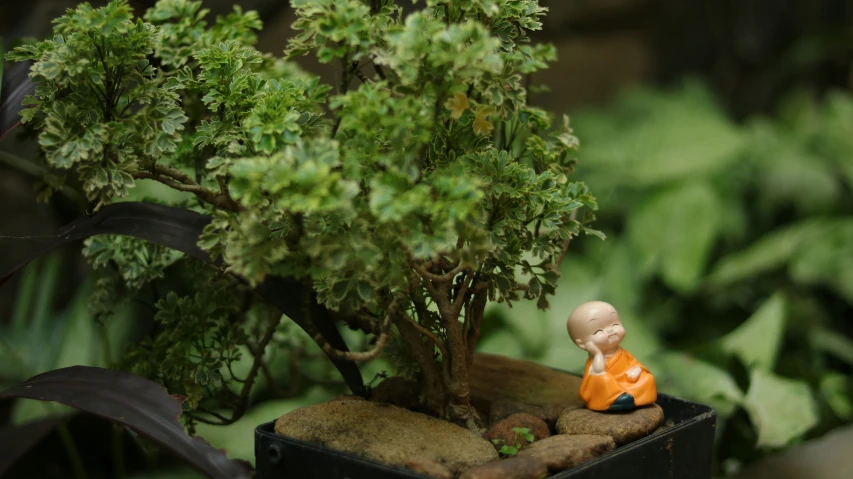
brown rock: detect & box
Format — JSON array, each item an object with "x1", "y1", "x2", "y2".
[
  {"x1": 470, "y1": 353, "x2": 585, "y2": 428},
  {"x1": 333, "y1": 394, "x2": 365, "y2": 402},
  {"x1": 556, "y1": 404, "x2": 665, "y2": 446},
  {"x1": 369, "y1": 376, "x2": 421, "y2": 411},
  {"x1": 517, "y1": 434, "x2": 615, "y2": 472},
  {"x1": 406, "y1": 458, "x2": 454, "y2": 479},
  {"x1": 460, "y1": 456, "x2": 549, "y2": 479},
  {"x1": 484, "y1": 414, "x2": 550, "y2": 452},
  {"x1": 489, "y1": 401, "x2": 556, "y2": 431},
  {"x1": 275, "y1": 399, "x2": 497, "y2": 475}
]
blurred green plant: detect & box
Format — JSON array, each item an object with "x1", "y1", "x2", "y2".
[
  {"x1": 0, "y1": 253, "x2": 137, "y2": 479},
  {"x1": 482, "y1": 80, "x2": 853, "y2": 474}
]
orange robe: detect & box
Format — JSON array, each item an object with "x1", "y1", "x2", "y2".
[{"x1": 579, "y1": 348, "x2": 657, "y2": 411}]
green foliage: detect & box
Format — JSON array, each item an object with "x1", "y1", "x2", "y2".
[
  {"x1": 491, "y1": 426, "x2": 535, "y2": 457},
  {"x1": 7, "y1": 0, "x2": 596, "y2": 428},
  {"x1": 0, "y1": 254, "x2": 136, "y2": 424},
  {"x1": 6, "y1": 0, "x2": 188, "y2": 205},
  {"x1": 125, "y1": 285, "x2": 246, "y2": 410},
  {"x1": 83, "y1": 235, "x2": 183, "y2": 290},
  {"x1": 480, "y1": 80, "x2": 853, "y2": 472}
]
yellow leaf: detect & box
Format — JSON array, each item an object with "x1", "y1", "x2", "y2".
[
  {"x1": 473, "y1": 106, "x2": 495, "y2": 136},
  {"x1": 445, "y1": 91, "x2": 470, "y2": 119}
]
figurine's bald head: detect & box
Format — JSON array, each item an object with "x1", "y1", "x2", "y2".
[{"x1": 567, "y1": 301, "x2": 625, "y2": 354}]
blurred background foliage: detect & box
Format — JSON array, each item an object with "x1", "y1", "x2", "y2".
[
  {"x1": 485, "y1": 80, "x2": 853, "y2": 474},
  {"x1": 2, "y1": 0, "x2": 853, "y2": 478}
]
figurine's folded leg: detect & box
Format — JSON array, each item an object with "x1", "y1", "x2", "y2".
[
  {"x1": 625, "y1": 373, "x2": 657, "y2": 406},
  {"x1": 580, "y1": 372, "x2": 631, "y2": 410},
  {"x1": 606, "y1": 393, "x2": 636, "y2": 411}
]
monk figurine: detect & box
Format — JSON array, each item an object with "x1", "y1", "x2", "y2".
[{"x1": 566, "y1": 301, "x2": 657, "y2": 412}]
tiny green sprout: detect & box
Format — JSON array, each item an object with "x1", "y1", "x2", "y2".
[{"x1": 492, "y1": 427, "x2": 536, "y2": 457}]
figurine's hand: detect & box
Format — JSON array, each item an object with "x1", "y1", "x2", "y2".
[
  {"x1": 626, "y1": 366, "x2": 641, "y2": 382},
  {"x1": 585, "y1": 342, "x2": 606, "y2": 375},
  {"x1": 584, "y1": 341, "x2": 602, "y2": 357}
]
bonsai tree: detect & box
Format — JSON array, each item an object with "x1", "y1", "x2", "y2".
[{"x1": 5, "y1": 0, "x2": 598, "y2": 430}]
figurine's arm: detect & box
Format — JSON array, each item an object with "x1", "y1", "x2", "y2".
[{"x1": 585, "y1": 342, "x2": 606, "y2": 375}]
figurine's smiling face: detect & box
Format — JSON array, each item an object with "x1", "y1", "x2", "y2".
[{"x1": 567, "y1": 301, "x2": 626, "y2": 355}]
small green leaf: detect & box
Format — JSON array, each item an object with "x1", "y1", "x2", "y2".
[
  {"x1": 356, "y1": 281, "x2": 374, "y2": 301},
  {"x1": 808, "y1": 327, "x2": 853, "y2": 366},
  {"x1": 742, "y1": 369, "x2": 818, "y2": 448},
  {"x1": 627, "y1": 181, "x2": 721, "y2": 293},
  {"x1": 707, "y1": 220, "x2": 821, "y2": 286},
  {"x1": 652, "y1": 352, "x2": 743, "y2": 418},
  {"x1": 541, "y1": 270, "x2": 560, "y2": 285},
  {"x1": 820, "y1": 373, "x2": 853, "y2": 420},
  {"x1": 721, "y1": 293, "x2": 786, "y2": 371}
]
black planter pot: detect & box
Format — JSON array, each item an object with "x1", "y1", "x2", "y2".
[{"x1": 254, "y1": 392, "x2": 716, "y2": 479}]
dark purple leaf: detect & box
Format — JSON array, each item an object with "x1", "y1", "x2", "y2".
[
  {"x1": 0, "y1": 415, "x2": 66, "y2": 476},
  {"x1": 0, "y1": 366, "x2": 251, "y2": 479},
  {"x1": 0, "y1": 201, "x2": 365, "y2": 395},
  {"x1": 0, "y1": 59, "x2": 33, "y2": 141}
]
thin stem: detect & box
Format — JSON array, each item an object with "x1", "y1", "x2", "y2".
[
  {"x1": 452, "y1": 268, "x2": 475, "y2": 316},
  {"x1": 353, "y1": 68, "x2": 371, "y2": 84},
  {"x1": 111, "y1": 425, "x2": 125, "y2": 479},
  {"x1": 409, "y1": 256, "x2": 465, "y2": 283},
  {"x1": 185, "y1": 410, "x2": 233, "y2": 425},
  {"x1": 309, "y1": 297, "x2": 399, "y2": 362},
  {"x1": 399, "y1": 311, "x2": 449, "y2": 359},
  {"x1": 57, "y1": 422, "x2": 88, "y2": 479},
  {"x1": 134, "y1": 163, "x2": 240, "y2": 211},
  {"x1": 555, "y1": 209, "x2": 579, "y2": 271},
  {"x1": 373, "y1": 63, "x2": 387, "y2": 81},
  {"x1": 0, "y1": 150, "x2": 43, "y2": 177}
]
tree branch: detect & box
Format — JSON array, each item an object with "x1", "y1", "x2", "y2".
[
  {"x1": 465, "y1": 291, "x2": 487, "y2": 365},
  {"x1": 400, "y1": 310, "x2": 449, "y2": 359},
  {"x1": 452, "y1": 268, "x2": 475, "y2": 315},
  {"x1": 409, "y1": 255, "x2": 465, "y2": 283},
  {"x1": 309, "y1": 298, "x2": 399, "y2": 362},
  {"x1": 134, "y1": 161, "x2": 241, "y2": 211}
]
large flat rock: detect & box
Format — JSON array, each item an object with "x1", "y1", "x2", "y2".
[
  {"x1": 274, "y1": 399, "x2": 498, "y2": 476},
  {"x1": 470, "y1": 353, "x2": 585, "y2": 427},
  {"x1": 517, "y1": 434, "x2": 615, "y2": 472},
  {"x1": 556, "y1": 404, "x2": 664, "y2": 446}
]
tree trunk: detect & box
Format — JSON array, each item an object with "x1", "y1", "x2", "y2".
[{"x1": 392, "y1": 307, "x2": 484, "y2": 431}]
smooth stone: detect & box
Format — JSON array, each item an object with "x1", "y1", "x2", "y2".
[
  {"x1": 405, "y1": 457, "x2": 454, "y2": 479},
  {"x1": 274, "y1": 399, "x2": 498, "y2": 475},
  {"x1": 556, "y1": 404, "x2": 664, "y2": 446},
  {"x1": 489, "y1": 400, "x2": 556, "y2": 431},
  {"x1": 332, "y1": 394, "x2": 365, "y2": 401},
  {"x1": 484, "y1": 413, "x2": 550, "y2": 452},
  {"x1": 516, "y1": 434, "x2": 615, "y2": 472},
  {"x1": 459, "y1": 456, "x2": 549, "y2": 479},
  {"x1": 368, "y1": 376, "x2": 421, "y2": 411},
  {"x1": 470, "y1": 353, "x2": 585, "y2": 428}
]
